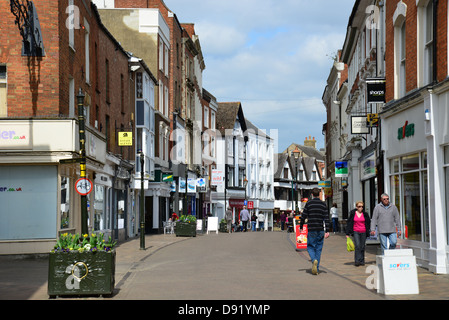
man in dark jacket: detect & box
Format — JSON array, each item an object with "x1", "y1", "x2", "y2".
[{"x1": 300, "y1": 188, "x2": 330, "y2": 275}]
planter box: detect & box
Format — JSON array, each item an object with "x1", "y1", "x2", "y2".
[
  {"x1": 48, "y1": 250, "x2": 116, "y2": 297},
  {"x1": 175, "y1": 221, "x2": 197, "y2": 237}
]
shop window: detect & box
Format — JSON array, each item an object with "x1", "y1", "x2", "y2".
[
  {"x1": 94, "y1": 185, "x2": 105, "y2": 231},
  {"x1": 117, "y1": 190, "x2": 125, "y2": 229},
  {"x1": 403, "y1": 171, "x2": 422, "y2": 241},
  {"x1": 60, "y1": 177, "x2": 71, "y2": 229},
  {"x1": 389, "y1": 152, "x2": 428, "y2": 242},
  {"x1": 402, "y1": 153, "x2": 419, "y2": 171}
]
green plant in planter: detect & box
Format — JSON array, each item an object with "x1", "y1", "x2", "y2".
[
  {"x1": 48, "y1": 232, "x2": 117, "y2": 297},
  {"x1": 175, "y1": 215, "x2": 197, "y2": 237},
  {"x1": 179, "y1": 215, "x2": 197, "y2": 224},
  {"x1": 52, "y1": 232, "x2": 116, "y2": 253}
]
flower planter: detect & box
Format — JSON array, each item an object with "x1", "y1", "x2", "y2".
[
  {"x1": 175, "y1": 221, "x2": 197, "y2": 237},
  {"x1": 48, "y1": 250, "x2": 116, "y2": 298}
]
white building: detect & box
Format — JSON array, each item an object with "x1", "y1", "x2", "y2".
[
  {"x1": 214, "y1": 102, "x2": 248, "y2": 224},
  {"x1": 245, "y1": 119, "x2": 275, "y2": 231}
]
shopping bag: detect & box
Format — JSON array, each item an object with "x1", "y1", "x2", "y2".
[{"x1": 346, "y1": 237, "x2": 355, "y2": 252}]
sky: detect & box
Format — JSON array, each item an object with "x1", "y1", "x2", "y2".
[{"x1": 164, "y1": 0, "x2": 356, "y2": 153}]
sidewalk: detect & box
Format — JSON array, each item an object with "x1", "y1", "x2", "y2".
[
  {"x1": 1, "y1": 231, "x2": 448, "y2": 300},
  {"x1": 289, "y1": 232, "x2": 449, "y2": 300}
]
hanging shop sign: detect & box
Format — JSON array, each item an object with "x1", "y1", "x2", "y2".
[
  {"x1": 366, "y1": 113, "x2": 379, "y2": 128},
  {"x1": 335, "y1": 161, "x2": 349, "y2": 177},
  {"x1": 211, "y1": 170, "x2": 224, "y2": 187},
  {"x1": 367, "y1": 78, "x2": 386, "y2": 103},
  {"x1": 351, "y1": 116, "x2": 370, "y2": 134},
  {"x1": 118, "y1": 132, "x2": 133, "y2": 146}
]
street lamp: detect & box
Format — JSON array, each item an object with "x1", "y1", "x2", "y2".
[
  {"x1": 138, "y1": 149, "x2": 145, "y2": 250},
  {"x1": 77, "y1": 88, "x2": 88, "y2": 235},
  {"x1": 292, "y1": 147, "x2": 301, "y2": 215}
]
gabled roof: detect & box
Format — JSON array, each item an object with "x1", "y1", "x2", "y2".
[
  {"x1": 275, "y1": 154, "x2": 322, "y2": 183},
  {"x1": 216, "y1": 102, "x2": 247, "y2": 137},
  {"x1": 245, "y1": 118, "x2": 273, "y2": 140},
  {"x1": 286, "y1": 143, "x2": 324, "y2": 161},
  {"x1": 274, "y1": 153, "x2": 290, "y2": 179}
]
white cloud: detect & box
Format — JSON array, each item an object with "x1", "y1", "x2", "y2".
[{"x1": 164, "y1": 0, "x2": 355, "y2": 150}]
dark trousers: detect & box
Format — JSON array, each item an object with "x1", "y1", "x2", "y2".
[
  {"x1": 353, "y1": 232, "x2": 367, "y2": 265},
  {"x1": 242, "y1": 220, "x2": 248, "y2": 232}
]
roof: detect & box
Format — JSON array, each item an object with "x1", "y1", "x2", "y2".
[{"x1": 216, "y1": 102, "x2": 247, "y2": 137}]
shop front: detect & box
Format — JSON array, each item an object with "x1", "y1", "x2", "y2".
[
  {"x1": 382, "y1": 89, "x2": 449, "y2": 274},
  {"x1": 0, "y1": 119, "x2": 107, "y2": 254}
]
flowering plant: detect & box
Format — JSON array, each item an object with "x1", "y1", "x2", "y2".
[
  {"x1": 179, "y1": 215, "x2": 197, "y2": 224},
  {"x1": 52, "y1": 233, "x2": 116, "y2": 253}
]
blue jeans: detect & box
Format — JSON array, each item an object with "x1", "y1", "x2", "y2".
[
  {"x1": 307, "y1": 231, "x2": 325, "y2": 271},
  {"x1": 353, "y1": 232, "x2": 367, "y2": 264},
  {"x1": 259, "y1": 222, "x2": 264, "y2": 231},
  {"x1": 332, "y1": 218, "x2": 339, "y2": 232},
  {"x1": 379, "y1": 232, "x2": 397, "y2": 254},
  {"x1": 251, "y1": 221, "x2": 256, "y2": 231}
]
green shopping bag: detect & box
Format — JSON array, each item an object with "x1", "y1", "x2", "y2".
[{"x1": 346, "y1": 237, "x2": 355, "y2": 252}]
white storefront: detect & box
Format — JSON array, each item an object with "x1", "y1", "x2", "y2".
[{"x1": 382, "y1": 86, "x2": 449, "y2": 274}]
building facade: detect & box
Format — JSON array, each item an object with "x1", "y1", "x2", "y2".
[
  {"x1": 381, "y1": 0, "x2": 449, "y2": 274},
  {"x1": 323, "y1": 0, "x2": 449, "y2": 274},
  {"x1": 0, "y1": 0, "x2": 137, "y2": 253}
]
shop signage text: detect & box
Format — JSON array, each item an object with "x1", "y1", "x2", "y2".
[
  {"x1": 397, "y1": 121, "x2": 415, "y2": 140},
  {"x1": 0, "y1": 187, "x2": 23, "y2": 192}
]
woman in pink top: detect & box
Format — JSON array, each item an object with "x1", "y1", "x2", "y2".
[{"x1": 346, "y1": 201, "x2": 371, "y2": 266}]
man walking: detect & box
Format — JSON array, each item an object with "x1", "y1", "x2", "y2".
[
  {"x1": 240, "y1": 206, "x2": 250, "y2": 232},
  {"x1": 225, "y1": 207, "x2": 233, "y2": 233},
  {"x1": 370, "y1": 193, "x2": 401, "y2": 254},
  {"x1": 257, "y1": 212, "x2": 265, "y2": 231},
  {"x1": 300, "y1": 188, "x2": 330, "y2": 275}
]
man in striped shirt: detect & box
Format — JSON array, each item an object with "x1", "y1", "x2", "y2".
[{"x1": 300, "y1": 188, "x2": 330, "y2": 275}]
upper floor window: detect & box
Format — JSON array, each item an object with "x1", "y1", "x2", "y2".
[
  {"x1": 0, "y1": 65, "x2": 7, "y2": 117},
  {"x1": 424, "y1": 0, "x2": 434, "y2": 84}
]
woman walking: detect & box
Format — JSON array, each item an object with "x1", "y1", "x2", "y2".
[{"x1": 346, "y1": 201, "x2": 371, "y2": 266}]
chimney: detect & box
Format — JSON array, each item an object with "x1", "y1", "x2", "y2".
[{"x1": 304, "y1": 136, "x2": 316, "y2": 148}]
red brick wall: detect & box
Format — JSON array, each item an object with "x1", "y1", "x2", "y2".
[
  {"x1": 385, "y1": 0, "x2": 448, "y2": 102},
  {"x1": 0, "y1": 0, "x2": 133, "y2": 157},
  {"x1": 0, "y1": 0, "x2": 60, "y2": 117}
]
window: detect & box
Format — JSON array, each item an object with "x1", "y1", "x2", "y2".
[
  {"x1": 399, "y1": 23, "x2": 406, "y2": 97},
  {"x1": 227, "y1": 165, "x2": 235, "y2": 187},
  {"x1": 69, "y1": 77, "x2": 75, "y2": 117},
  {"x1": 164, "y1": 86, "x2": 169, "y2": 117},
  {"x1": 159, "y1": 39, "x2": 163, "y2": 71},
  {"x1": 204, "y1": 107, "x2": 209, "y2": 128},
  {"x1": 94, "y1": 185, "x2": 106, "y2": 231},
  {"x1": 121, "y1": 74, "x2": 124, "y2": 113},
  {"x1": 84, "y1": 19, "x2": 90, "y2": 84},
  {"x1": 424, "y1": 1, "x2": 434, "y2": 84},
  {"x1": 211, "y1": 110, "x2": 216, "y2": 130},
  {"x1": 68, "y1": 0, "x2": 75, "y2": 49},
  {"x1": 164, "y1": 46, "x2": 169, "y2": 77},
  {"x1": 389, "y1": 152, "x2": 429, "y2": 242},
  {"x1": 60, "y1": 176, "x2": 71, "y2": 229},
  {"x1": 0, "y1": 65, "x2": 7, "y2": 117},
  {"x1": 105, "y1": 59, "x2": 110, "y2": 102}
]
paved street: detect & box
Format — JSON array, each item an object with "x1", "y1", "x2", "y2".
[
  {"x1": 2, "y1": 230, "x2": 449, "y2": 303},
  {"x1": 113, "y1": 231, "x2": 382, "y2": 300}
]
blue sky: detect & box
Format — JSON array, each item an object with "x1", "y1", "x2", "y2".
[{"x1": 164, "y1": 0, "x2": 356, "y2": 152}]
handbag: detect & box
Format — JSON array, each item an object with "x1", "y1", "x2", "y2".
[{"x1": 346, "y1": 237, "x2": 355, "y2": 252}]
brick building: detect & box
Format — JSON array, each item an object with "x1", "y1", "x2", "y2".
[
  {"x1": 324, "y1": 0, "x2": 449, "y2": 274},
  {"x1": 0, "y1": 0, "x2": 137, "y2": 253},
  {"x1": 381, "y1": 0, "x2": 449, "y2": 274}
]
